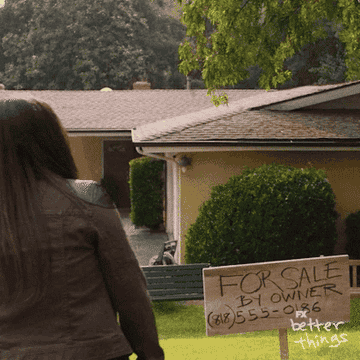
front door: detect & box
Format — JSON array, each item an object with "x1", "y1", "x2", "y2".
[{"x1": 103, "y1": 140, "x2": 142, "y2": 209}]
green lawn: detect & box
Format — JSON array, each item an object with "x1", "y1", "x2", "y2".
[{"x1": 129, "y1": 299, "x2": 360, "y2": 360}]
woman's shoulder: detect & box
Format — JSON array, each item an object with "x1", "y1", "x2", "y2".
[{"x1": 66, "y1": 179, "x2": 115, "y2": 208}]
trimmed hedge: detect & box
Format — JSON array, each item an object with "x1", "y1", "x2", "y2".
[
  {"x1": 128, "y1": 157, "x2": 165, "y2": 230},
  {"x1": 345, "y1": 211, "x2": 360, "y2": 259},
  {"x1": 185, "y1": 163, "x2": 339, "y2": 266},
  {"x1": 100, "y1": 176, "x2": 120, "y2": 207}
]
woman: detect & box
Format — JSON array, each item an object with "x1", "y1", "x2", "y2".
[{"x1": 0, "y1": 99, "x2": 164, "y2": 360}]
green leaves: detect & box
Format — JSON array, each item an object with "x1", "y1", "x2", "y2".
[
  {"x1": 177, "y1": 0, "x2": 360, "y2": 102},
  {"x1": 129, "y1": 157, "x2": 165, "y2": 230},
  {"x1": 185, "y1": 163, "x2": 338, "y2": 266},
  {"x1": 206, "y1": 88, "x2": 229, "y2": 107},
  {"x1": 0, "y1": 0, "x2": 186, "y2": 89}
]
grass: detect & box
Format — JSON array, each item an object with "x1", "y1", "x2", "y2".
[{"x1": 129, "y1": 299, "x2": 360, "y2": 360}]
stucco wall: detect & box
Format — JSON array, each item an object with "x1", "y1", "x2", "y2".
[
  {"x1": 180, "y1": 150, "x2": 360, "y2": 264},
  {"x1": 68, "y1": 137, "x2": 103, "y2": 181}
]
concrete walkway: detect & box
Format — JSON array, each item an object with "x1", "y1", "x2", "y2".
[
  {"x1": 118, "y1": 211, "x2": 169, "y2": 266},
  {"x1": 119, "y1": 211, "x2": 205, "y2": 307}
]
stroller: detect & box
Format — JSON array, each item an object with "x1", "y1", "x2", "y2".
[{"x1": 148, "y1": 240, "x2": 178, "y2": 265}]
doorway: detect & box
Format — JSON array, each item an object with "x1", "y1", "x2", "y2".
[{"x1": 103, "y1": 140, "x2": 142, "y2": 209}]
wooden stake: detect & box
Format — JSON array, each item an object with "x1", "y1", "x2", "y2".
[{"x1": 279, "y1": 328, "x2": 289, "y2": 360}]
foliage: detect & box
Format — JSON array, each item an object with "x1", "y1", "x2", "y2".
[
  {"x1": 191, "y1": 63, "x2": 264, "y2": 89},
  {"x1": 176, "y1": 0, "x2": 360, "y2": 105},
  {"x1": 283, "y1": 20, "x2": 347, "y2": 87},
  {"x1": 0, "y1": 0, "x2": 186, "y2": 89},
  {"x1": 190, "y1": 78, "x2": 206, "y2": 89},
  {"x1": 345, "y1": 211, "x2": 360, "y2": 259},
  {"x1": 128, "y1": 157, "x2": 165, "y2": 230},
  {"x1": 132, "y1": 0, "x2": 187, "y2": 88},
  {"x1": 308, "y1": 52, "x2": 347, "y2": 85},
  {"x1": 185, "y1": 163, "x2": 338, "y2": 266},
  {"x1": 100, "y1": 176, "x2": 120, "y2": 206},
  {"x1": 227, "y1": 65, "x2": 263, "y2": 89}
]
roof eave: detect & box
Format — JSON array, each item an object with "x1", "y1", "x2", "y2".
[
  {"x1": 67, "y1": 129, "x2": 131, "y2": 137},
  {"x1": 133, "y1": 139, "x2": 360, "y2": 148}
]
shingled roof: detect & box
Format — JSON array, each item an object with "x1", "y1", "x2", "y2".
[
  {"x1": 0, "y1": 89, "x2": 266, "y2": 133},
  {"x1": 132, "y1": 81, "x2": 360, "y2": 147}
]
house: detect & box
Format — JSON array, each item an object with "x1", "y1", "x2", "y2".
[
  {"x1": 0, "y1": 86, "x2": 266, "y2": 209},
  {"x1": 132, "y1": 81, "x2": 360, "y2": 264}
]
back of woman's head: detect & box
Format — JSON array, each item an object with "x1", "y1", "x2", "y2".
[
  {"x1": 0, "y1": 99, "x2": 77, "y2": 180},
  {"x1": 0, "y1": 99, "x2": 78, "y2": 310}
]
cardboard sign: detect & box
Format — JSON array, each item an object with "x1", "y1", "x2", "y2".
[{"x1": 203, "y1": 255, "x2": 350, "y2": 336}]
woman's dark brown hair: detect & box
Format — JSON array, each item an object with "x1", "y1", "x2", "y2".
[{"x1": 0, "y1": 99, "x2": 78, "y2": 309}]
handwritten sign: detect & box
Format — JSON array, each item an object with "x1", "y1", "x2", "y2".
[{"x1": 203, "y1": 255, "x2": 350, "y2": 336}]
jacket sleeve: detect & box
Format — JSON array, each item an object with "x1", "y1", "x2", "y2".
[{"x1": 89, "y1": 186, "x2": 165, "y2": 360}]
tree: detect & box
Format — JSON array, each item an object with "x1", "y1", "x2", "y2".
[
  {"x1": 0, "y1": 0, "x2": 149, "y2": 89},
  {"x1": 280, "y1": 19, "x2": 347, "y2": 88},
  {"x1": 176, "y1": 0, "x2": 360, "y2": 105},
  {"x1": 132, "y1": 0, "x2": 187, "y2": 89},
  {"x1": 0, "y1": 0, "x2": 186, "y2": 90}
]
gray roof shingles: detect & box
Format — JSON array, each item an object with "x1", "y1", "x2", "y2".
[
  {"x1": 0, "y1": 89, "x2": 266, "y2": 131},
  {"x1": 132, "y1": 81, "x2": 360, "y2": 144},
  {"x1": 137, "y1": 110, "x2": 360, "y2": 143},
  {"x1": 2, "y1": 82, "x2": 360, "y2": 144}
]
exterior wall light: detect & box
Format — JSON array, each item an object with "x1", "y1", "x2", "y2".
[{"x1": 178, "y1": 156, "x2": 192, "y2": 173}]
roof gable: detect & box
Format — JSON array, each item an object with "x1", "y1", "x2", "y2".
[
  {"x1": 257, "y1": 81, "x2": 360, "y2": 111},
  {"x1": 133, "y1": 81, "x2": 360, "y2": 143},
  {"x1": 135, "y1": 110, "x2": 360, "y2": 144}
]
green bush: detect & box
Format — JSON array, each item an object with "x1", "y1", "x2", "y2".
[
  {"x1": 345, "y1": 211, "x2": 360, "y2": 259},
  {"x1": 185, "y1": 163, "x2": 338, "y2": 266},
  {"x1": 128, "y1": 157, "x2": 164, "y2": 230},
  {"x1": 100, "y1": 176, "x2": 120, "y2": 207}
]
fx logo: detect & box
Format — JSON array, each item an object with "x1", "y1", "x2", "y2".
[{"x1": 295, "y1": 311, "x2": 308, "y2": 319}]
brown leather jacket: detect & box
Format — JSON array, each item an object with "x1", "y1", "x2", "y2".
[{"x1": 0, "y1": 175, "x2": 165, "y2": 360}]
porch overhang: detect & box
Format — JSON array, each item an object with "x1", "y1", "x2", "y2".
[
  {"x1": 67, "y1": 129, "x2": 131, "y2": 138},
  {"x1": 133, "y1": 138, "x2": 360, "y2": 154}
]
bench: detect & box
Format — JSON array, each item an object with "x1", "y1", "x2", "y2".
[
  {"x1": 142, "y1": 259, "x2": 360, "y2": 302},
  {"x1": 142, "y1": 263, "x2": 210, "y2": 301},
  {"x1": 350, "y1": 260, "x2": 360, "y2": 299}
]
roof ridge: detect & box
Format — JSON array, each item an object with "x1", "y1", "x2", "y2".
[
  {"x1": 141, "y1": 110, "x2": 249, "y2": 141},
  {"x1": 132, "y1": 101, "x2": 253, "y2": 142},
  {"x1": 133, "y1": 82, "x2": 360, "y2": 142}
]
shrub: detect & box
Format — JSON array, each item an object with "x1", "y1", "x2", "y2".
[
  {"x1": 100, "y1": 176, "x2": 120, "y2": 207},
  {"x1": 345, "y1": 211, "x2": 360, "y2": 260},
  {"x1": 128, "y1": 157, "x2": 164, "y2": 230},
  {"x1": 185, "y1": 163, "x2": 338, "y2": 266}
]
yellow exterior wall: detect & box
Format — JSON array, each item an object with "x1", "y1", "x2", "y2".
[
  {"x1": 68, "y1": 137, "x2": 103, "y2": 181},
  {"x1": 180, "y1": 151, "x2": 360, "y2": 264}
]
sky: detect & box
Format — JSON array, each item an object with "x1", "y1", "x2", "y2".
[{"x1": 0, "y1": 0, "x2": 4, "y2": 8}]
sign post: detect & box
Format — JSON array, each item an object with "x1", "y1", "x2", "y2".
[
  {"x1": 203, "y1": 255, "x2": 350, "y2": 359},
  {"x1": 278, "y1": 328, "x2": 289, "y2": 359}
]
